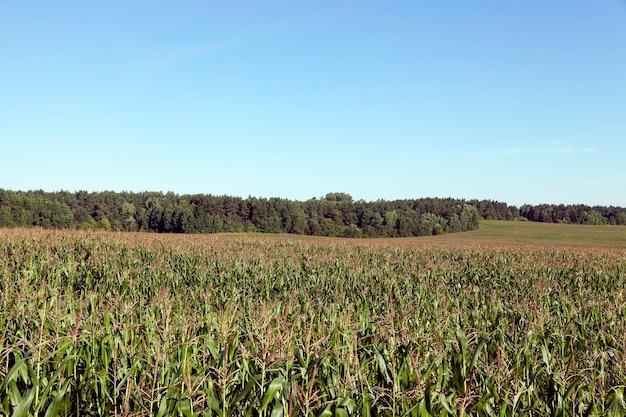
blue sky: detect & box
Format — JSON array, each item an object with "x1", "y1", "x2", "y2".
[{"x1": 1, "y1": 1, "x2": 625, "y2": 206}]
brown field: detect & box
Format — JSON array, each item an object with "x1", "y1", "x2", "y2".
[{"x1": 4, "y1": 219, "x2": 625, "y2": 250}]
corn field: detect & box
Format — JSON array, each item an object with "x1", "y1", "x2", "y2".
[{"x1": 1, "y1": 229, "x2": 625, "y2": 416}]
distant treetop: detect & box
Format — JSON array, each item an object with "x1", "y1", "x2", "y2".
[{"x1": 0, "y1": 189, "x2": 623, "y2": 235}]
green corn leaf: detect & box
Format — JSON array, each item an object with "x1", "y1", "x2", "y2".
[
  {"x1": 608, "y1": 388, "x2": 625, "y2": 417},
  {"x1": 206, "y1": 338, "x2": 219, "y2": 361},
  {"x1": 374, "y1": 347, "x2": 391, "y2": 384},
  {"x1": 469, "y1": 334, "x2": 487, "y2": 372},
  {"x1": 233, "y1": 376, "x2": 258, "y2": 406},
  {"x1": 563, "y1": 376, "x2": 581, "y2": 402},
  {"x1": 337, "y1": 397, "x2": 356, "y2": 413},
  {"x1": 317, "y1": 405, "x2": 333, "y2": 417},
  {"x1": 438, "y1": 393, "x2": 454, "y2": 416},
  {"x1": 40, "y1": 355, "x2": 78, "y2": 405},
  {"x1": 497, "y1": 388, "x2": 510, "y2": 417},
  {"x1": 335, "y1": 407, "x2": 348, "y2": 417},
  {"x1": 7, "y1": 381, "x2": 22, "y2": 408},
  {"x1": 362, "y1": 393, "x2": 372, "y2": 417},
  {"x1": 156, "y1": 397, "x2": 170, "y2": 417},
  {"x1": 176, "y1": 399, "x2": 193, "y2": 417},
  {"x1": 582, "y1": 399, "x2": 599, "y2": 417},
  {"x1": 318, "y1": 406, "x2": 333, "y2": 417},
  {"x1": 541, "y1": 343, "x2": 552, "y2": 374},
  {"x1": 451, "y1": 354, "x2": 465, "y2": 395},
  {"x1": 419, "y1": 399, "x2": 433, "y2": 417},
  {"x1": 208, "y1": 395, "x2": 223, "y2": 417},
  {"x1": 260, "y1": 377, "x2": 285, "y2": 413},
  {"x1": 270, "y1": 402, "x2": 284, "y2": 417},
  {"x1": 43, "y1": 379, "x2": 71, "y2": 417},
  {"x1": 424, "y1": 383, "x2": 433, "y2": 415},
  {"x1": 456, "y1": 327, "x2": 468, "y2": 370},
  {"x1": 1, "y1": 357, "x2": 28, "y2": 393},
  {"x1": 476, "y1": 396, "x2": 495, "y2": 417},
  {"x1": 511, "y1": 384, "x2": 524, "y2": 414},
  {"x1": 11, "y1": 387, "x2": 35, "y2": 417}
]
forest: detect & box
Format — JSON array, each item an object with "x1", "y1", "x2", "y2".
[{"x1": 0, "y1": 189, "x2": 624, "y2": 237}]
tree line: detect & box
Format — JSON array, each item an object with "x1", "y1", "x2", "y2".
[
  {"x1": 518, "y1": 203, "x2": 626, "y2": 225},
  {"x1": 0, "y1": 189, "x2": 623, "y2": 236},
  {"x1": 0, "y1": 190, "x2": 484, "y2": 237}
]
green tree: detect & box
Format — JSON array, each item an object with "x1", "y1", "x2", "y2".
[
  {"x1": 121, "y1": 202, "x2": 137, "y2": 231},
  {"x1": 582, "y1": 210, "x2": 606, "y2": 225},
  {"x1": 343, "y1": 223, "x2": 363, "y2": 238},
  {"x1": 100, "y1": 218, "x2": 111, "y2": 231},
  {"x1": 384, "y1": 210, "x2": 398, "y2": 237},
  {"x1": 0, "y1": 206, "x2": 13, "y2": 227},
  {"x1": 324, "y1": 192, "x2": 353, "y2": 203},
  {"x1": 174, "y1": 199, "x2": 196, "y2": 233},
  {"x1": 144, "y1": 197, "x2": 165, "y2": 232}
]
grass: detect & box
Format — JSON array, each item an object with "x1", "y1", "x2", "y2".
[
  {"x1": 212, "y1": 220, "x2": 626, "y2": 249},
  {"x1": 0, "y1": 224, "x2": 625, "y2": 416},
  {"x1": 414, "y1": 220, "x2": 626, "y2": 248}
]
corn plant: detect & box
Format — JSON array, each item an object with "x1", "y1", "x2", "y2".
[{"x1": 0, "y1": 228, "x2": 625, "y2": 415}]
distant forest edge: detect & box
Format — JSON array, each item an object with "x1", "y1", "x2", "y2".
[{"x1": 0, "y1": 189, "x2": 624, "y2": 237}]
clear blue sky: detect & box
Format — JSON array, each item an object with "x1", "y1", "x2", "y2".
[{"x1": 1, "y1": 1, "x2": 625, "y2": 206}]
